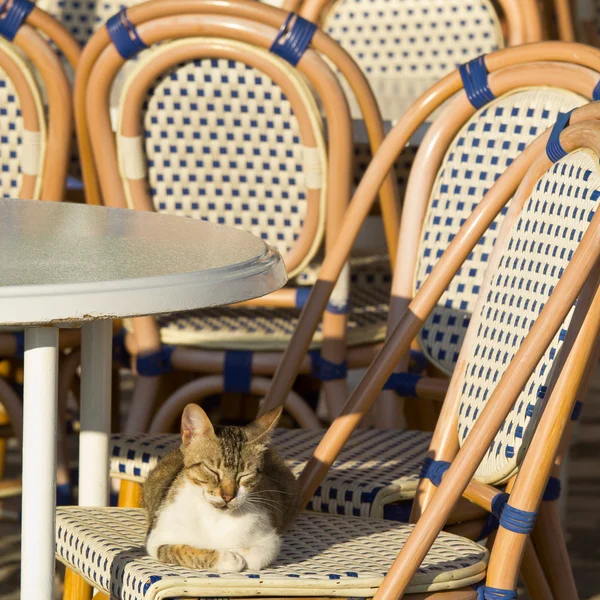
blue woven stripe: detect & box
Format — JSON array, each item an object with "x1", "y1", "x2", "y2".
[
  {"x1": 570, "y1": 400, "x2": 583, "y2": 421},
  {"x1": 223, "y1": 351, "x2": 252, "y2": 393},
  {"x1": 136, "y1": 345, "x2": 174, "y2": 376},
  {"x1": 459, "y1": 55, "x2": 495, "y2": 109},
  {"x1": 546, "y1": 110, "x2": 573, "y2": 163},
  {"x1": 499, "y1": 503, "x2": 537, "y2": 534},
  {"x1": 326, "y1": 301, "x2": 350, "y2": 315},
  {"x1": 420, "y1": 457, "x2": 450, "y2": 486},
  {"x1": 309, "y1": 350, "x2": 347, "y2": 381},
  {"x1": 0, "y1": 0, "x2": 34, "y2": 41},
  {"x1": 270, "y1": 13, "x2": 316, "y2": 66},
  {"x1": 593, "y1": 80, "x2": 600, "y2": 101},
  {"x1": 476, "y1": 586, "x2": 517, "y2": 599},
  {"x1": 106, "y1": 9, "x2": 147, "y2": 59},
  {"x1": 383, "y1": 372, "x2": 422, "y2": 396},
  {"x1": 543, "y1": 476, "x2": 561, "y2": 502}
]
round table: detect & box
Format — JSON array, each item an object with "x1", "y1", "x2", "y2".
[{"x1": 0, "y1": 198, "x2": 287, "y2": 600}]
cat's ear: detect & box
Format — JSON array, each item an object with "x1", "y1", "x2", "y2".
[
  {"x1": 246, "y1": 407, "x2": 282, "y2": 443},
  {"x1": 181, "y1": 404, "x2": 215, "y2": 446}
]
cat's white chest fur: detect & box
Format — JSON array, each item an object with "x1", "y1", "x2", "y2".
[{"x1": 147, "y1": 479, "x2": 281, "y2": 571}]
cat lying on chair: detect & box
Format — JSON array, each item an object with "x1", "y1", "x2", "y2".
[{"x1": 143, "y1": 404, "x2": 299, "y2": 572}]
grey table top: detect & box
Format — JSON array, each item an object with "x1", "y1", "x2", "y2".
[{"x1": 0, "y1": 199, "x2": 287, "y2": 326}]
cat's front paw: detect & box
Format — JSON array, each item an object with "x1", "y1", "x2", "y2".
[{"x1": 216, "y1": 550, "x2": 247, "y2": 572}]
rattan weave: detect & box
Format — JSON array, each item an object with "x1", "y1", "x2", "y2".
[
  {"x1": 459, "y1": 149, "x2": 600, "y2": 483},
  {"x1": 56, "y1": 508, "x2": 488, "y2": 598},
  {"x1": 323, "y1": 0, "x2": 503, "y2": 78},
  {"x1": 414, "y1": 87, "x2": 586, "y2": 376}
]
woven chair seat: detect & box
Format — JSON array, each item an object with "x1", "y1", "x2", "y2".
[
  {"x1": 134, "y1": 254, "x2": 391, "y2": 351},
  {"x1": 56, "y1": 508, "x2": 488, "y2": 598},
  {"x1": 111, "y1": 429, "x2": 431, "y2": 518}
]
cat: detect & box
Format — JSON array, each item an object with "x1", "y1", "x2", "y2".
[{"x1": 143, "y1": 403, "x2": 299, "y2": 572}]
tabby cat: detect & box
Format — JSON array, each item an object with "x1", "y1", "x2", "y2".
[{"x1": 143, "y1": 404, "x2": 298, "y2": 572}]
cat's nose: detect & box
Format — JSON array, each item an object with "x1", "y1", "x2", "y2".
[{"x1": 222, "y1": 494, "x2": 234, "y2": 503}]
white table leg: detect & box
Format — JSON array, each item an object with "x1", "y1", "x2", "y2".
[
  {"x1": 79, "y1": 320, "x2": 112, "y2": 507},
  {"x1": 21, "y1": 327, "x2": 59, "y2": 600}
]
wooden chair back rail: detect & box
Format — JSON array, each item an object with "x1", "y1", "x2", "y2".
[
  {"x1": 373, "y1": 122, "x2": 600, "y2": 599},
  {"x1": 10, "y1": 25, "x2": 73, "y2": 200},
  {"x1": 74, "y1": 0, "x2": 401, "y2": 266}
]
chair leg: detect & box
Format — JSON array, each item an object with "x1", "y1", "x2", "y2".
[
  {"x1": 521, "y1": 538, "x2": 555, "y2": 600},
  {"x1": 406, "y1": 589, "x2": 477, "y2": 599},
  {"x1": 532, "y1": 500, "x2": 579, "y2": 600},
  {"x1": 63, "y1": 568, "x2": 92, "y2": 600},
  {"x1": 118, "y1": 479, "x2": 143, "y2": 507}
]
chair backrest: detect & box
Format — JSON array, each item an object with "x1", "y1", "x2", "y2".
[
  {"x1": 456, "y1": 146, "x2": 600, "y2": 484},
  {"x1": 112, "y1": 37, "x2": 327, "y2": 277},
  {"x1": 321, "y1": 0, "x2": 503, "y2": 81},
  {"x1": 0, "y1": 39, "x2": 46, "y2": 199},
  {"x1": 413, "y1": 86, "x2": 587, "y2": 375}
]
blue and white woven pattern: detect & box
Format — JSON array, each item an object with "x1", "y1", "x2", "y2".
[
  {"x1": 121, "y1": 40, "x2": 327, "y2": 278},
  {"x1": 0, "y1": 40, "x2": 45, "y2": 198},
  {"x1": 459, "y1": 150, "x2": 600, "y2": 483},
  {"x1": 110, "y1": 428, "x2": 432, "y2": 518},
  {"x1": 56, "y1": 508, "x2": 488, "y2": 598},
  {"x1": 324, "y1": 0, "x2": 502, "y2": 78},
  {"x1": 124, "y1": 254, "x2": 390, "y2": 350},
  {"x1": 414, "y1": 88, "x2": 586, "y2": 375}
]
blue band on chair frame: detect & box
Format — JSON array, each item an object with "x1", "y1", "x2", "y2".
[
  {"x1": 136, "y1": 345, "x2": 174, "y2": 376},
  {"x1": 223, "y1": 350, "x2": 253, "y2": 393},
  {"x1": 593, "y1": 80, "x2": 600, "y2": 101},
  {"x1": 570, "y1": 400, "x2": 583, "y2": 421},
  {"x1": 270, "y1": 12, "x2": 317, "y2": 67},
  {"x1": 0, "y1": 0, "x2": 34, "y2": 41},
  {"x1": 106, "y1": 8, "x2": 147, "y2": 60},
  {"x1": 420, "y1": 457, "x2": 450, "y2": 486},
  {"x1": 309, "y1": 350, "x2": 348, "y2": 381},
  {"x1": 490, "y1": 492, "x2": 509, "y2": 519},
  {"x1": 499, "y1": 503, "x2": 538, "y2": 534},
  {"x1": 326, "y1": 300, "x2": 350, "y2": 315},
  {"x1": 409, "y1": 349, "x2": 428, "y2": 373},
  {"x1": 543, "y1": 476, "x2": 561, "y2": 502},
  {"x1": 475, "y1": 585, "x2": 517, "y2": 600},
  {"x1": 383, "y1": 372, "x2": 423, "y2": 397},
  {"x1": 546, "y1": 110, "x2": 573, "y2": 163},
  {"x1": 458, "y1": 55, "x2": 495, "y2": 110},
  {"x1": 295, "y1": 287, "x2": 311, "y2": 309}
]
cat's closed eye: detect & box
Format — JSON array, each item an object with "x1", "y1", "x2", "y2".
[
  {"x1": 237, "y1": 471, "x2": 257, "y2": 484},
  {"x1": 190, "y1": 463, "x2": 220, "y2": 483}
]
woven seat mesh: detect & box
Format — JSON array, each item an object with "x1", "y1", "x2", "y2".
[
  {"x1": 414, "y1": 88, "x2": 587, "y2": 376},
  {"x1": 125, "y1": 254, "x2": 390, "y2": 350},
  {"x1": 323, "y1": 0, "x2": 502, "y2": 79},
  {"x1": 110, "y1": 428, "x2": 431, "y2": 517},
  {"x1": 458, "y1": 150, "x2": 600, "y2": 483},
  {"x1": 0, "y1": 65, "x2": 27, "y2": 197},
  {"x1": 56, "y1": 508, "x2": 488, "y2": 598}
]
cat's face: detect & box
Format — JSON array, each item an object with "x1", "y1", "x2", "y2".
[{"x1": 180, "y1": 404, "x2": 280, "y2": 511}]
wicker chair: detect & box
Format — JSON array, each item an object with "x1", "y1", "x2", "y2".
[
  {"x1": 107, "y1": 44, "x2": 600, "y2": 523},
  {"x1": 56, "y1": 107, "x2": 600, "y2": 600}
]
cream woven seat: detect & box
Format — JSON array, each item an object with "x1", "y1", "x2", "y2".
[
  {"x1": 111, "y1": 428, "x2": 431, "y2": 518},
  {"x1": 150, "y1": 254, "x2": 390, "y2": 350},
  {"x1": 56, "y1": 508, "x2": 488, "y2": 598}
]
